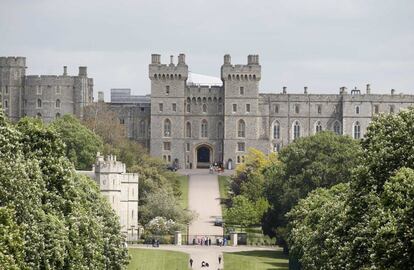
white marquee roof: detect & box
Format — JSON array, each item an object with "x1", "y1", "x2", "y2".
[{"x1": 187, "y1": 72, "x2": 222, "y2": 86}]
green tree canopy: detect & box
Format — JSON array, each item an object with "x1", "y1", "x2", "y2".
[
  {"x1": 225, "y1": 195, "x2": 269, "y2": 229},
  {"x1": 263, "y1": 131, "x2": 362, "y2": 247},
  {"x1": 51, "y1": 114, "x2": 103, "y2": 170}
]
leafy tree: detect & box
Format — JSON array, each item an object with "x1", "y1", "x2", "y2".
[
  {"x1": 0, "y1": 207, "x2": 25, "y2": 270},
  {"x1": 0, "y1": 111, "x2": 129, "y2": 269},
  {"x1": 287, "y1": 183, "x2": 350, "y2": 270},
  {"x1": 263, "y1": 131, "x2": 362, "y2": 247},
  {"x1": 231, "y1": 148, "x2": 278, "y2": 201},
  {"x1": 225, "y1": 195, "x2": 269, "y2": 230},
  {"x1": 51, "y1": 114, "x2": 103, "y2": 170}
]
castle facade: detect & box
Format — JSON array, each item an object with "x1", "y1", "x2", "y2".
[{"x1": 2, "y1": 55, "x2": 414, "y2": 170}]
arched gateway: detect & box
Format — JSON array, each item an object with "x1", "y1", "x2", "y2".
[{"x1": 195, "y1": 144, "x2": 213, "y2": 168}]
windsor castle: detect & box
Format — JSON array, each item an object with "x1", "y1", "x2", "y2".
[{"x1": 2, "y1": 54, "x2": 414, "y2": 170}]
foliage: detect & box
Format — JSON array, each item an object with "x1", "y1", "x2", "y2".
[
  {"x1": 0, "y1": 111, "x2": 129, "y2": 269},
  {"x1": 0, "y1": 207, "x2": 25, "y2": 270},
  {"x1": 51, "y1": 114, "x2": 103, "y2": 170},
  {"x1": 231, "y1": 148, "x2": 279, "y2": 201},
  {"x1": 263, "y1": 131, "x2": 362, "y2": 246},
  {"x1": 225, "y1": 195, "x2": 269, "y2": 229},
  {"x1": 287, "y1": 184, "x2": 350, "y2": 270},
  {"x1": 145, "y1": 217, "x2": 180, "y2": 235}
]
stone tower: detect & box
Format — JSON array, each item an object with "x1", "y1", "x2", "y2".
[
  {"x1": 0, "y1": 57, "x2": 26, "y2": 121},
  {"x1": 221, "y1": 54, "x2": 261, "y2": 167},
  {"x1": 73, "y1": 66, "x2": 93, "y2": 119},
  {"x1": 149, "y1": 54, "x2": 188, "y2": 166}
]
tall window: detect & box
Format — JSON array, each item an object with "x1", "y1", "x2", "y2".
[
  {"x1": 55, "y1": 99, "x2": 61, "y2": 108},
  {"x1": 172, "y1": 103, "x2": 177, "y2": 112},
  {"x1": 166, "y1": 85, "x2": 170, "y2": 95},
  {"x1": 273, "y1": 143, "x2": 281, "y2": 152},
  {"x1": 390, "y1": 105, "x2": 395, "y2": 113},
  {"x1": 163, "y1": 119, "x2": 171, "y2": 137},
  {"x1": 218, "y1": 103, "x2": 223, "y2": 112},
  {"x1": 295, "y1": 104, "x2": 300, "y2": 114},
  {"x1": 163, "y1": 142, "x2": 171, "y2": 150},
  {"x1": 232, "y1": 104, "x2": 237, "y2": 112},
  {"x1": 374, "y1": 105, "x2": 379, "y2": 114},
  {"x1": 201, "y1": 120, "x2": 208, "y2": 138},
  {"x1": 159, "y1": 103, "x2": 163, "y2": 112},
  {"x1": 355, "y1": 106, "x2": 360, "y2": 114},
  {"x1": 246, "y1": 104, "x2": 251, "y2": 113},
  {"x1": 239, "y1": 87, "x2": 244, "y2": 95},
  {"x1": 317, "y1": 105, "x2": 322, "y2": 114},
  {"x1": 353, "y1": 121, "x2": 361, "y2": 139},
  {"x1": 315, "y1": 121, "x2": 322, "y2": 133},
  {"x1": 56, "y1": 86, "x2": 61, "y2": 94},
  {"x1": 274, "y1": 104, "x2": 279, "y2": 113},
  {"x1": 293, "y1": 121, "x2": 300, "y2": 140},
  {"x1": 217, "y1": 122, "x2": 223, "y2": 139},
  {"x1": 4, "y1": 100, "x2": 8, "y2": 109},
  {"x1": 273, "y1": 121, "x2": 280, "y2": 139},
  {"x1": 333, "y1": 121, "x2": 341, "y2": 135},
  {"x1": 139, "y1": 120, "x2": 146, "y2": 137},
  {"x1": 237, "y1": 142, "x2": 245, "y2": 152},
  {"x1": 238, "y1": 119, "x2": 246, "y2": 138},
  {"x1": 186, "y1": 103, "x2": 191, "y2": 112},
  {"x1": 37, "y1": 99, "x2": 42, "y2": 108},
  {"x1": 202, "y1": 104, "x2": 207, "y2": 113},
  {"x1": 36, "y1": 86, "x2": 42, "y2": 95},
  {"x1": 186, "y1": 122, "x2": 192, "y2": 138}
]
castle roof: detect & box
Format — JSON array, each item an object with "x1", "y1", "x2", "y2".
[{"x1": 187, "y1": 72, "x2": 222, "y2": 87}]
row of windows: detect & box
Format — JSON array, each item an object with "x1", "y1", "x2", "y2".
[
  {"x1": 160, "y1": 102, "x2": 224, "y2": 113},
  {"x1": 35, "y1": 85, "x2": 63, "y2": 95},
  {"x1": 34, "y1": 112, "x2": 61, "y2": 119},
  {"x1": 154, "y1": 73, "x2": 183, "y2": 80},
  {"x1": 272, "y1": 120, "x2": 342, "y2": 139},
  {"x1": 227, "y1": 74, "x2": 257, "y2": 81},
  {"x1": 186, "y1": 97, "x2": 223, "y2": 104},
  {"x1": 271, "y1": 104, "x2": 396, "y2": 115},
  {"x1": 35, "y1": 99, "x2": 61, "y2": 108}
]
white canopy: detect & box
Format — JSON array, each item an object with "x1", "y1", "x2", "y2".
[{"x1": 187, "y1": 72, "x2": 222, "y2": 86}]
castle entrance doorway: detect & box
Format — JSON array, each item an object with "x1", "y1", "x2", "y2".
[{"x1": 196, "y1": 145, "x2": 211, "y2": 168}]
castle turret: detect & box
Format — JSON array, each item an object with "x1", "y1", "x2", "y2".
[
  {"x1": 74, "y1": 66, "x2": 93, "y2": 118},
  {"x1": 0, "y1": 57, "x2": 26, "y2": 121}
]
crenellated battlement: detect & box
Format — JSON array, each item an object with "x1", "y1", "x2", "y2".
[
  {"x1": 149, "y1": 53, "x2": 188, "y2": 80},
  {"x1": 94, "y1": 153, "x2": 126, "y2": 174},
  {"x1": 221, "y1": 54, "x2": 261, "y2": 81},
  {"x1": 0, "y1": 57, "x2": 26, "y2": 67}
]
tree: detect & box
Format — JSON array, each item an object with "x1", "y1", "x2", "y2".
[
  {"x1": 0, "y1": 207, "x2": 25, "y2": 270},
  {"x1": 0, "y1": 111, "x2": 129, "y2": 269},
  {"x1": 225, "y1": 195, "x2": 269, "y2": 230},
  {"x1": 51, "y1": 114, "x2": 103, "y2": 170},
  {"x1": 230, "y1": 148, "x2": 279, "y2": 201},
  {"x1": 263, "y1": 131, "x2": 362, "y2": 247},
  {"x1": 287, "y1": 184, "x2": 350, "y2": 270}
]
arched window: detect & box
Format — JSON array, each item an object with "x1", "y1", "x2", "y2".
[
  {"x1": 4, "y1": 100, "x2": 8, "y2": 108},
  {"x1": 186, "y1": 103, "x2": 191, "y2": 113},
  {"x1": 139, "y1": 120, "x2": 146, "y2": 137},
  {"x1": 36, "y1": 112, "x2": 42, "y2": 118},
  {"x1": 37, "y1": 99, "x2": 42, "y2": 108},
  {"x1": 293, "y1": 121, "x2": 301, "y2": 140},
  {"x1": 202, "y1": 104, "x2": 207, "y2": 113},
  {"x1": 201, "y1": 120, "x2": 208, "y2": 138},
  {"x1": 218, "y1": 122, "x2": 223, "y2": 139},
  {"x1": 238, "y1": 119, "x2": 246, "y2": 138},
  {"x1": 55, "y1": 113, "x2": 61, "y2": 119},
  {"x1": 186, "y1": 122, "x2": 192, "y2": 138},
  {"x1": 353, "y1": 121, "x2": 361, "y2": 139},
  {"x1": 273, "y1": 121, "x2": 280, "y2": 139},
  {"x1": 355, "y1": 106, "x2": 360, "y2": 114},
  {"x1": 56, "y1": 99, "x2": 61, "y2": 108},
  {"x1": 333, "y1": 121, "x2": 341, "y2": 135},
  {"x1": 164, "y1": 119, "x2": 171, "y2": 137},
  {"x1": 315, "y1": 121, "x2": 322, "y2": 133}
]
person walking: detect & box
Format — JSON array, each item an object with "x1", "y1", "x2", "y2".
[
  {"x1": 218, "y1": 255, "x2": 222, "y2": 265},
  {"x1": 189, "y1": 258, "x2": 193, "y2": 268}
]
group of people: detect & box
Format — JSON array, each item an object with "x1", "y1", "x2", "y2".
[
  {"x1": 189, "y1": 255, "x2": 222, "y2": 268},
  {"x1": 193, "y1": 236, "x2": 212, "y2": 246},
  {"x1": 209, "y1": 162, "x2": 224, "y2": 174}
]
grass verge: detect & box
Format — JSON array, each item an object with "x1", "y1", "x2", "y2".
[
  {"x1": 128, "y1": 248, "x2": 189, "y2": 270},
  {"x1": 177, "y1": 175, "x2": 189, "y2": 209},
  {"x1": 223, "y1": 250, "x2": 288, "y2": 270}
]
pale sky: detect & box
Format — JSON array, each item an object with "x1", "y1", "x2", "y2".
[{"x1": 1, "y1": 0, "x2": 413, "y2": 100}]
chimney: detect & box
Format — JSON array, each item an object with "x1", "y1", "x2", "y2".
[
  {"x1": 224, "y1": 54, "x2": 231, "y2": 65},
  {"x1": 304, "y1": 86, "x2": 308, "y2": 94},
  {"x1": 178, "y1": 53, "x2": 186, "y2": 65},
  {"x1": 151, "y1": 54, "x2": 161, "y2": 64},
  {"x1": 78, "y1": 66, "x2": 87, "y2": 76},
  {"x1": 391, "y1": 89, "x2": 395, "y2": 95},
  {"x1": 247, "y1": 54, "x2": 259, "y2": 65},
  {"x1": 283, "y1": 86, "x2": 287, "y2": 94},
  {"x1": 340, "y1": 86, "x2": 347, "y2": 94},
  {"x1": 366, "y1": 84, "x2": 371, "y2": 94},
  {"x1": 170, "y1": 55, "x2": 174, "y2": 65},
  {"x1": 63, "y1": 66, "x2": 67, "y2": 76}
]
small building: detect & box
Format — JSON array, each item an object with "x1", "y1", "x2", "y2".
[{"x1": 78, "y1": 153, "x2": 139, "y2": 241}]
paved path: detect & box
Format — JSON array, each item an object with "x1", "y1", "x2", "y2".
[{"x1": 130, "y1": 244, "x2": 281, "y2": 270}]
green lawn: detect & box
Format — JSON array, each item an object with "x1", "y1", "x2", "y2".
[
  {"x1": 224, "y1": 250, "x2": 288, "y2": 270},
  {"x1": 128, "y1": 248, "x2": 189, "y2": 270},
  {"x1": 178, "y1": 175, "x2": 189, "y2": 209}
]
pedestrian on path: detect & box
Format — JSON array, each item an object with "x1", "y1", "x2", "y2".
[
  {"x1": 189, "y1": 258, "x2": 193, "y2": 268},
  {"x1": 218, "y1": 255, "x2": 222, "y2": 264}
]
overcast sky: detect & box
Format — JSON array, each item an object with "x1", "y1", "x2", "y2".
[{"x1": 1, "y1": 0, "x2": 413, "y2": 100}]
